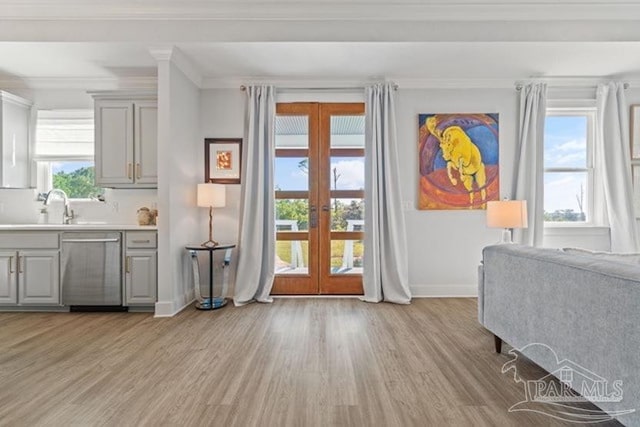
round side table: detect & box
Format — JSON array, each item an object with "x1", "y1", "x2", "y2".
[{"x1": 185, "y1": 244, "x2": 235, "y2": 310}]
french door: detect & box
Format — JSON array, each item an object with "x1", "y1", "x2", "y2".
[{"x1": 272, "y1": 103, "x2": 365, "y2": 295}]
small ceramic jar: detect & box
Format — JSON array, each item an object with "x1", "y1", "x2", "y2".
[{"x1": 137, "y1": 207, "x2": 153, "y2": 225}]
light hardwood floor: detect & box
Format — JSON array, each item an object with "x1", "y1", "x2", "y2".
[{"x1": 0, "y1": 299, "x2": 621, "y2": 427}]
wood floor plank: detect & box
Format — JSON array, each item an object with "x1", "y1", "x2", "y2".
[{"x1": 0, "y1": 299, "x2": 623, "y2": 427}]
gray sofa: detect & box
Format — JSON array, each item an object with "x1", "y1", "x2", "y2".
[{"x1": 479, "y1": 244, "x2": 640, "y2": 426}]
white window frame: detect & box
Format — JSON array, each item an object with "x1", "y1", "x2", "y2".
[
  {"x1": 33, "y1": 109, "x2": 100, "y2": 201},
  {"x1": 34, "y1": 156, "x2": 96, "y2": 198},
  {"x1": 543, "y1": 107, "x2": 597, "y2": 226}
]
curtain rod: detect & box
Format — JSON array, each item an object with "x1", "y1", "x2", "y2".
[
  {"x1": 515, "y1": 82, "x2": 630, "y2": 91},
  {"x1": 239, "y1": 84, "x2": 398, "y2": 92}
]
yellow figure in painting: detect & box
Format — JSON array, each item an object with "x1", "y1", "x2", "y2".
[{"x1": 426, "y1": 116, "x2": 488, "y2": 208}]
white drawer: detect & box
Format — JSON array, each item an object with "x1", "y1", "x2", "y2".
[
  {"x1": 126, "y1": 231, "x2": 157, "y2": 249},
  {"x1": 0, "y1": 232, "x2": 59, "y2": 249}
]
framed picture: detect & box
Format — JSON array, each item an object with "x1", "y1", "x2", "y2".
[
  {"x1": 418, "y1": 113, "x2": 499, "y2": 210},
  {"x1": 205, "y1": 138, "x2": 242, "y2": 184},
  {"x1": 632, "y1": 105, "x2": 640, "y2": 159}
]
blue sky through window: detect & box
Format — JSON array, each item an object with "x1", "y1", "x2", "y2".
[
  {"x1": 275, "y1": 157, "x2": 364, "y2": 191},
  {"x1": 52, "y1": 161, "x2": 93, "y2": 174},
  {"x1": 544, "y1": 115, "x2": 588, "y2": 215}
]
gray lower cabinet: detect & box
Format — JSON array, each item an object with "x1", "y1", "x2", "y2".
[
  {"x1": 0, "y1": 249, "x2": 60, "y2": 305},
  {"x1": 18, "y1": 251, "x2": 60, "y2": 305},
  {"x1": 0, "y1": 251, "x2": 17, "y2": 304},
  {"x1": 124, "y1": 231, "x2": 157, "y2": 306}
]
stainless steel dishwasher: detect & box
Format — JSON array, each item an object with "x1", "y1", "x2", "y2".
[{"x1": 61, "y1": 232, "x2": 124, "y2": 310}]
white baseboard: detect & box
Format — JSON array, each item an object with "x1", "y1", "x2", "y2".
[
  {"x1": 154, "y1": 296, "x2": 195, "y2": 317},
  {"x1": 154, "y1": 301, "x2": 175, "y2": 317},
  {"x1": 155, "y1": 286, "x2": 474, "y2": 314},
  {"x1": 410, "y1": 284, "x2": 477, "y2": 298}
]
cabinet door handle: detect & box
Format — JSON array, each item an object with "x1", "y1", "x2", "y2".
[
  {"x1": 9, "y1": 256, "x2": 14, "y2": 273},
  {"x1": 17, "y1": 256, "x2": 22, "y2": 273},
  {"x1": 126, "y1": 256, "x2": 130, "y2": 273},
  {"x1": 128, "y1": 163, "x2": 133, "y2": 179},
  {"x1": 132, "y1": 240, "x2": 150, "y2": 244},
  {"x1": 136, "y1": 163, "x2": 141, "y2": 179}
]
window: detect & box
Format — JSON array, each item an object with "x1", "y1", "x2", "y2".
[
  {"x1": 543, "y1": 108, "x2": 595, "y2": 223},
  {"x1": 35, "y1": 110, "x2": 103, "y2": 199}
]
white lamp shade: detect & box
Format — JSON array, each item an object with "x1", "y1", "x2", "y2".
[
  {"x1": 197, "y1": 183, "x2": 226, "y2": 208},
  {"x1": 486, "y1": 200, "x2": 528, "y2": 229}
]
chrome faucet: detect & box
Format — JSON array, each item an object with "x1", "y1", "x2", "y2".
[{"x1": 44, "y1": 189, "x2": 75, "y2": 224}]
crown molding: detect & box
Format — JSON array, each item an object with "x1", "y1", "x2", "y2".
[
  {"x1": 0, "y1": 76, "x2": 157, "y2": 90},
  {"x1": 150, "y1": 46, "x2": 202, "y2": 88},
  {"x1": 201, "y1": 77, "x2": 519, "y2": 90},
  {"x1": 0, "y1": 90, "x2": 33, "y2": 107},
  {"x1": 1, "y1": 2, "x2": 640, "y2": 21}
]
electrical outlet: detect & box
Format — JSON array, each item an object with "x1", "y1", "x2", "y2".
[{"x1": 401, "y1": 201, "x2": 412, "y2": 211}]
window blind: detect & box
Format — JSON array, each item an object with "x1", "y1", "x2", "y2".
[{"x1": 35, "y1": 110, "x2": 94, "y2": 157}]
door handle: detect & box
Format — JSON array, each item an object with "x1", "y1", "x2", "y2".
[
  {"x1": 126, "y1": 256, "x2": 130, "y2": 273},
  {"x1": 128, "y1": 163, "x2": 133, "y2": 179},
  {"x1": 321, "y1": 205, "x2": 330, "y2": 212},
  {"x1": 17, "y1": 256, "x2": 22, "y2": 273},
  {"x1": 136, "y1": 163, "x2": 141, "y2": 179},
  {"x1": 310, "y1": 205, "x2": 318, "y2": 228},
  {"x1": 9, "y1": 256, "x2": 14, "y2": 274}
]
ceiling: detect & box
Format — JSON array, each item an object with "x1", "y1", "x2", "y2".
[
  {"x1": 1, "y1": 42, "x2": 640, "y2": 87},
  {"x1": 1, "y1": 2, "x2": 640, "y2": 88}
]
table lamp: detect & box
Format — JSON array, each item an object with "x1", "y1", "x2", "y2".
[
  {"x1": 486, "y1": 199, "x2": 528, "y2": 244},
  {"x1": 197, "y1": 183, "x2": 226, "y2": 247}
]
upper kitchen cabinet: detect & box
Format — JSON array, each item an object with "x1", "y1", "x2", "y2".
[
  {"x1": 0, "y1": 91, "x2": 32, "y2": 188},
  {"x1": 92, "y1": 92, "x2": 157, "y2": 188}
]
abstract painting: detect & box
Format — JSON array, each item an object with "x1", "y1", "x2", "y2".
[{"x1": 418, "y1": 113, "x2": 499, "y2": 210}]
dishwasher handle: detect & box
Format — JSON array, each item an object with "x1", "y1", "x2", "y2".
[{"x1": 61, "y1": 238, "x2": 120, "y2": 243}]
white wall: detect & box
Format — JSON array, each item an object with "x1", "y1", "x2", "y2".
[
  {"x1": 396, "y1": 88, "x2": 517, "y2": 295},
  {"x1": 199, "y1": 86, "x2": 622, "y2": 298},
  {"x1": 0, "y1": 187, "x2": 157, "y2": 224},
  {"x1": 155, "y1": 59, "x2": 201, "y2": 316}
]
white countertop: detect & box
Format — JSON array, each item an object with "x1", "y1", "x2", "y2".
[{"x1": 0, "y1": 223, "x2": 157, "y2": 231}]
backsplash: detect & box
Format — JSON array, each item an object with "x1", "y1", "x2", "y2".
[{"x1": 0, "y1": 188, "x2": 158, "y2": 225}]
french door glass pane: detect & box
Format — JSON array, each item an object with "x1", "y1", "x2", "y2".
[
  {"x1": 544, "y1": 172, "x2": 588, "y2": 221},
  {"x1": 329, "y1": 157, "x2": 364, "y2": 191},
  {"x1": 330, "y1": 198, "x2": 364, "y2": 232},
  {"x1": 275, "y1": 157, "x2": 309, "y2": 191},
  {"x1": 330, "y1": 240, "x2": 363, "y2": 274},
  {"x1": 276, "y1": 240, "x2": 309, "y2": 274},
  {"x1": 330, "y1": 116, "x2": 365, "y2": 147},
  {"x1": 276, "y1": 199, "x2": 309, "y2": 231},
  {"x1": 275, "y1": 116, "x2": 309, "y2": 148}
]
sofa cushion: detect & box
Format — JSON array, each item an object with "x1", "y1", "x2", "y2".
[{"x1": 562, "y1": 247, "x2": 640, "y2": 265}]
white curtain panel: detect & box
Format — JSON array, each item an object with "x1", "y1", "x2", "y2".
[
  {"x1": 596, "y1": 82, "x2": 640, "y2": 252},
  {"x1": 233, "y1": 85, "x2": 277, "y2": 306},
  {"x1": 513, "y1": 83, "x2": 547, "y2": 246},
  {"x1": 362, "y1": 83, "x2": 411, "y2": 304}
]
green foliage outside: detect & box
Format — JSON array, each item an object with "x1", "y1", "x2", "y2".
[
  {"x1": 52, "y1": 166, "x2": 104, "y2": 199},
  {"x1": 275, "y1": 198, "x2": 364, "y2": 269},
  {"x1": 544, "y1": 209, "x2": 586, "y2": 222},
  {"x1": 276, "y1": 240, "x2": 363, "y2": 270},
  {"x1": 275, "y1": 198, "x2": 364, "y2": 232}
]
